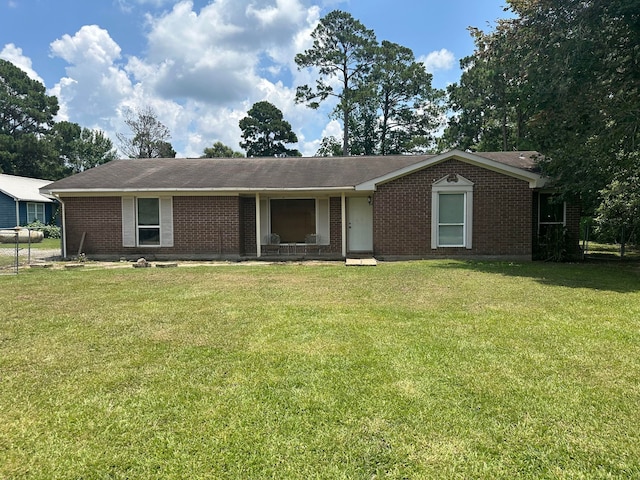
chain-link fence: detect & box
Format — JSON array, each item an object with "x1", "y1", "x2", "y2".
[{"x1": 0, "y1": 227, "x2": 61, "y2": 275}]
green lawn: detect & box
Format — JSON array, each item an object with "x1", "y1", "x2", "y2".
[
  {"x1": 0, "y1": 237, "x2": 61, "y2": 250},
  {"x1": 0, "y1": 238, "x2": 61, "y2": 269},
  {"x1": 1, "y1": 260, "x2": 639, "y2": 479},
  {"x1": 584, "y1": 242, "x2": 640, "y2": 261}
]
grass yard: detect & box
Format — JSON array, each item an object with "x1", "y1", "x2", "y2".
[
  {"x1": 584, "y1": 242, "x2": 640, "y2": 261},
  {"x1": 0, "y1": 238, "x2": 61, "y2": 270},
  {"x1": 0, "y1": 237, "x2": 61, "y2": 251},
  {"x1": 1, "y1": 260, "x2": 639, "y2": 479}
]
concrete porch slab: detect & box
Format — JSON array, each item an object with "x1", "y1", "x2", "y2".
[{"x1": 345, "y1": 258, "x2": 377, "y2": 266}]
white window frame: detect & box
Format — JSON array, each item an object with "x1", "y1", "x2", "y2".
[
  {"x1": 27, "y1": 202, "x2": 46, "y2": 223},
  {"x1": 122, "y1": 196, "x2": 173, "y2": 248},
  {"x1": 431, "y1": 174, "x2": 474, "y2": 249},
  {"x1": 137, "y1": 197, "x2": 161, "y2": 246}
]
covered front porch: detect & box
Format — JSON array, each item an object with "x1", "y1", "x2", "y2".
[{"x1": 252, "y1": 192, "x2": 373, "y2": 259}]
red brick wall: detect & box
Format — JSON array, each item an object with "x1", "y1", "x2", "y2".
[
  {"x1": 373, "y1": 160, "x2": 533, "y2": 259},
  {"x1": 173, "y1": 196, "x2": 240, "y2": 255},
  {"x1": 241, "y1": 196, "x2": 256, "y2": 255},
  {"x1": 565, "y1": 200, "x2": 581, "y2": 246},
  {"x1": 64, "y1": 197, "x2": 122, "y2": 255},
  {"x1": 329, "y1": 197, "x2": 343, "y2": 253},
  {"x1": 62, "y1": 196, "x2": 242, "y2": 259}
]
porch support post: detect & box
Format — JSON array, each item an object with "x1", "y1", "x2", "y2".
[
  {"x1": 255, "y1": 193, "x2": 261, "y2": 258},
  {"x1": 341, "y1": 193, "x2": 347, "y2": 257}
]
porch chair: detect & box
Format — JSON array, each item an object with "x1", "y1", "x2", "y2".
[
  {"x1": 263, "y1": 233, "x2": 281, "y2": 255},
  {"x1": 304, "y1": 233, "x2": 320, "y2": 255}
]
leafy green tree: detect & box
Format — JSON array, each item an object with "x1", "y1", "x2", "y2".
[
  {"x1": 156, "y1": 140, "x2": 176, "y2": 158},
  {"x1": 595, "y1": 156, "x2": 640, "y2": 253},
  {"x1": 116, "y1": 106, "x2": 175, "y2": 158},
  {"x1": 78, "y1": 128, "x2": 118, "y2": 170},
  {"x1": 49, "y1": 121, "x2": 117, "y2": 173},
  {"x1": 0, "y1": 59, "x2": 60, "y2": 178},
  {"x1": 348, "y1": 97, "x2": 378, "y2": 156},
  {"x1": 239, "y1": 101, "x2": 301, "y2": 157},
  {"x1": 442, "y1": 24, "x2": 532, "y2": 153},
  {"x1": 202, "y1": 141, "x2": 244, "y2": 158},
  {"x1": 295, "y1": 10, "x2": 377, "y2": 156},
  {"x1": 315, "y1": 136, "x2": 342, "y2": 157},
  {"x1": 372, "y1": 41, "x2": 444, "y2": 154},
  {"x1": 516, "y1": 0, "x2": 640, "y2": 212},
  {"x1": 443, "y1": 0, "x2": 640, "y2": 215}
]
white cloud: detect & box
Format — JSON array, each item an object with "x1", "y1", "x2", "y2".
[
  {"x1": 42, "y1": 1, "x2": 332, "y2": 158},
  {"x1": 299, "y1": 118, "x2": 342, "y2": 156},
  {"x1": 50, "y1": 25, "x2": 122, "y2": 67},
  {"x1": 0, "y1": 43, "x2": 45, "y2": 85},
  {"x1": 420, "y1": 49, "x2": 456, "y2": 73},
  {"x1": 49, "y1": 26, "x2": 133, "y2": 129}
]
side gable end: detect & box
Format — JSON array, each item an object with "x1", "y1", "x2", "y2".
[{"x1": 355, "y1": 150, "x2": 546, "y2": 191}]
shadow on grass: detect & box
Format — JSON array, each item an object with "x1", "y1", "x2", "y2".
[{"x1": 440, "y1": 259, "x2": 640, "y2": 293}]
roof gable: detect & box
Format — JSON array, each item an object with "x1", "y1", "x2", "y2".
[{"x1": 355, "y1": 150, "x2": 546, "y2": 190}]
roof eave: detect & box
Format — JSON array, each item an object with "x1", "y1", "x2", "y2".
[
  {"x1": 44, "y1": 186, "x2": 358, "y2": 196},
  {"x1": 2, "y1": 188, "x2": 55, "y2": 203}
]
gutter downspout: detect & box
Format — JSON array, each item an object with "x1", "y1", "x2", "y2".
[
  {"x1": 53, "y1": 194, "x2": 67, "y2": 259},
  {"x1": 15, "y1": 199, "x2": 19, "y2": 227}
]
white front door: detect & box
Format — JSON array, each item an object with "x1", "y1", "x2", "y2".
[{"x1": 347, "y1": 197, "x2": 373, "y2": 252}]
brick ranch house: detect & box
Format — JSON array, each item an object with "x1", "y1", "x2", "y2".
[{"x1": 40, "y1": 149, "x2": 580, "y2": 261}]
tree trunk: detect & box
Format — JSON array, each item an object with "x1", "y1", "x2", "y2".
[
  {"x1": 343, "y1": 104, "x2": 349, "y2": 156},
  {"x1": 502, "y1": 110, "x2": 508, "y2": 151}
]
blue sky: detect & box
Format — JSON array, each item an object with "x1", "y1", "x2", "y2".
[{"x1": 0, "y1": 0, "x2": 512, "y2": 157}]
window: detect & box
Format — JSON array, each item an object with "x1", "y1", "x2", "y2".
[
  {"x1": 270, "y1": 199, "x2": 316, "y2": 243},
  {"x1": 27, "y1": 203, "x2": 45, "y2": 223},
  {"x1": 137, "y1": 198, "x2": 160, "y2": 245},
  {"x1": 431, "y1": 174, "x2": 474, "y2": 249},
  {"x1": 122, "y1": 197, "x2": 173, "y2": 248},
  {"x1": 538, "y1": 193, "x2": 565, "y2": 237},
  {"x1": 259, "y1": 197, "x2": 329, "y2": 247},
  {"x1": 438, "y1": 193, "x2": 465, "y2": 246}
]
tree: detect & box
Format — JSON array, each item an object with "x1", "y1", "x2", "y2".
[
  {"x1": 370, "y1": 41, "x2": 444, "y2": 155},
  {"x1": 315, "y1": 136, "x2": 343, "y2": 157},
  {"x1": 202, "y1": 141, "x2": 244, "y2": 158},
  {"x1": 0, "y1": 59, "x2": 61, "y2": 178},
  {"x1": 442, "y1": 0, "x2": 640, "y2": 215},
  {"x1": 49, "y1": 121, "x2": 117, "y2": 174},
  {"x1": 295, "y1": 10, "x2": 377, "y2": 156},
  {"x1": 442, "y1": 24, "x2": 533, "y2": 153},
  {"x1": 239, "y1": 101, "x2": 301, "y2": 157},
  {"x1": 156, "y1": 140, "x2": 176, "y2": 159},
  {"x1": 348, "y1": 96, "x2": 378, "y2": 156},
  {"x1": 116, "y1": 106, "x2": 175, "y2": 158},
  {"x1": 515, "y1": 0, "x2": 640, "y2": 212},
  {"x1": 594, "y1": 155, "x2": 640, "y2": 254}
]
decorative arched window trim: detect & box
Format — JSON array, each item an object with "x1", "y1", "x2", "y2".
[{"x1": 431, "y1": 174, "x2": 474, "y2": 249}]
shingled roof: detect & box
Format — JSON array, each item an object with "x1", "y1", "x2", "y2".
[
  {"x1": 42, "y1": 150, "x2": 543, "y2": 194},
  {"x1": 0, "y1": 173, "x2": 55, "y2": 202}
]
